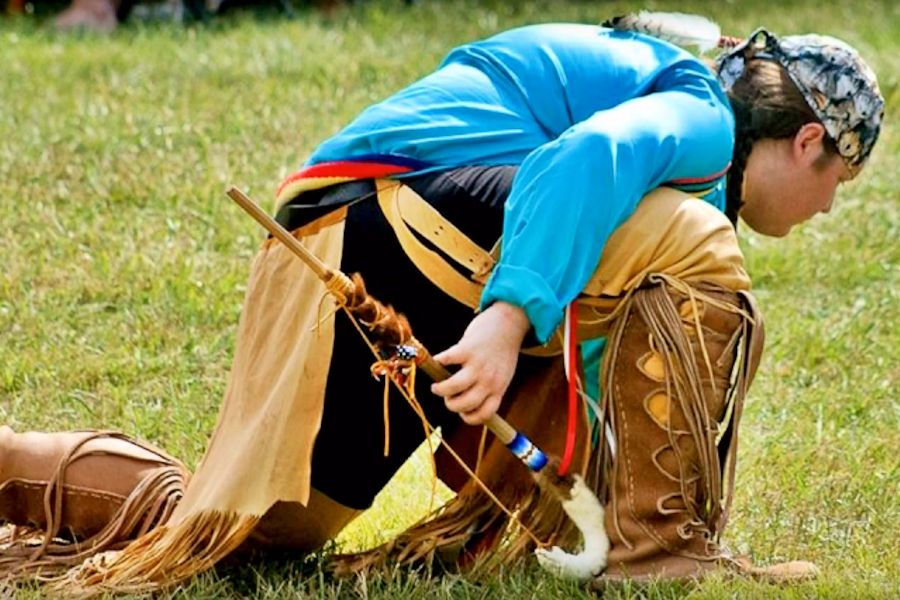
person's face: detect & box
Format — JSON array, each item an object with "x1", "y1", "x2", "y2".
[{"x1": 740, "y1": 123, "x2": 852, "y2": 237}]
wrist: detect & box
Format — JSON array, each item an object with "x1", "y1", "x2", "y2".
[{"x1": 489, "y1": 301, "x2": 531, "y2": 342}]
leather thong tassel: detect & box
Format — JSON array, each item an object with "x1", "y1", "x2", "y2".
[{"x1": 603, "y1": 11, "x2": 740, "y2": 52}]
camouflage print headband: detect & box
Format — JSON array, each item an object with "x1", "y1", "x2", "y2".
[{"x1": 716, "y1": 28, "x2": 884, "y2": 177}]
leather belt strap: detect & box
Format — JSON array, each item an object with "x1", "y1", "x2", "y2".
[
  {"x1": 395, "y1": 182, "x2": 495, "y2": 276},
  {"x1": 375, "y1": 179, "x2": 488, "y2": 309}
]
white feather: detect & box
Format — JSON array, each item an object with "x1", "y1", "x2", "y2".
[{"x1": 607, "y1": 11, "x2": 723, "y2": 53}]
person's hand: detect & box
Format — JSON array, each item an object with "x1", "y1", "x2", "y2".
[{"x1": 430, "y1": 301, "x2": 531, "y2": 425}]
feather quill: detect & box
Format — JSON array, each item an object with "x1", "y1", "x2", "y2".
[{"x1": 603, "y1": 11, "x2": 724, "y2": 53}]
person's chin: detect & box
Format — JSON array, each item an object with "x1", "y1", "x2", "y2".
[
  {"x1": 766, "y1": 225, "x2": 792, "y2": 238},
  {"x1": 743, "y1": 219, "x2": 791, "y2": 238}
]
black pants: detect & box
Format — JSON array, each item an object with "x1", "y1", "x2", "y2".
[{"x1": 277, "y1": 167, "x2": 532, "y2": 509}]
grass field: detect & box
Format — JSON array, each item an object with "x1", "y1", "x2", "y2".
[{"x1": 1, "y1": 0, "x2": 898, "y2": 598}]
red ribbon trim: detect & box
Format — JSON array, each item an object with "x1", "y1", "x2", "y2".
[{"x1": 558, "y1": 299, "x2": 579, "y2": 476}]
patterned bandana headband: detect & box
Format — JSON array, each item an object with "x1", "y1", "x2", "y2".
[{"x1": 716, "y1": 28, "x2": 885, "y2": 177}]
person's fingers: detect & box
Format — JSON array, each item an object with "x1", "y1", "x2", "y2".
[
  {"x1": 445, "y1": 387, "x2": 488, "y2": 416},
  {"x1": 459, "y1": 410, "x2": 483, "y2": 426},
  {"x1": 433, "y1": 344, "x2": 466, "y2": 366},
  {"x1": 431, "y1": 367, "x2": 476, "y2": 398},
  {"x1": 460, "y1": 394, "x2": 502, "y2": 425}
]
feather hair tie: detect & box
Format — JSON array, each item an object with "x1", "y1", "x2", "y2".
[{"x1": 603, "y1": 11, "x2": 742, "y2": 52}]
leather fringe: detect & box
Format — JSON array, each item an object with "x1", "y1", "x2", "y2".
[
  {"x1": 328, "y1": 461, "x2": 585, "y2": 577},
  {"x1": 50, "y1": 510, "x2": 259, "y2": 597}
]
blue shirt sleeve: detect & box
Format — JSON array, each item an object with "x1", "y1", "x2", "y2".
[{"x1": 481, "y1": 71, "x2": 734, "y2": 342}]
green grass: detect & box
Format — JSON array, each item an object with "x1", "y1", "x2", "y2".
[{"x1": 1, "y1": 0, "x2": 898, "y2": 597}]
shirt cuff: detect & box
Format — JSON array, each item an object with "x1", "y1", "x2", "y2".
[{"x1": 480, "y1": 264, "x2": 563, "y2": 344}]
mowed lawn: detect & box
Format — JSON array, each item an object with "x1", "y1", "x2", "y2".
[{"x1": 1, "y1": 0, "x2": 897, "y2": 598}]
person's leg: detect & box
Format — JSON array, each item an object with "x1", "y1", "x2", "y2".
[
  {"x1": 304, "y1": 175, "x2": 507, "y2": 512},
  {"x1": 303, "y1": 170, "x2": 597, "y2": 574},
  {"x1": 582, "y1": 190, "x2": 819, "y2": 584},
  {"x1": 597, "y1": 282, "x2": 756, "y2": 581},
  {"x1": 244, "y1": 170, "x2": 513, "y2": 548},
  {"x1": 0, "y1": 427, "x2": 188, "y2": 577},
  {"x1": 593, "y1": 278, "x2": 818, "y2": 585}
]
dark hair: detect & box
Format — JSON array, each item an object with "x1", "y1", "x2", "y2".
[{"x1": 725, "y1": 59, "x2": 839, "y2": 224}]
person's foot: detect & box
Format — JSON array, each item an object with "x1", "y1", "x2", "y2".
[{"x1": 54, "y1": 0, "x2": 118, "y2": 33}]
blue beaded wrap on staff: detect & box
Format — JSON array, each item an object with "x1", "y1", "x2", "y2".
[{"x1": 506, "y1": 432, "x2": 548, "y2": 471}]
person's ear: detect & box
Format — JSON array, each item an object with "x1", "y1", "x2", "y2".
[{"x1": 792, "y1": 122, "x2": 828, "y2": 166}]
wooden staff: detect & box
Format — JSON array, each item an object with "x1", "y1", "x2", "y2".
[{"x1": 226, "y1": 186, "x2": 608, "y2": 579}]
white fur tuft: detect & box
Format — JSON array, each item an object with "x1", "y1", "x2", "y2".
[{"x1": 534, "y1": 474, "x2": 609, "y2": 580}]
